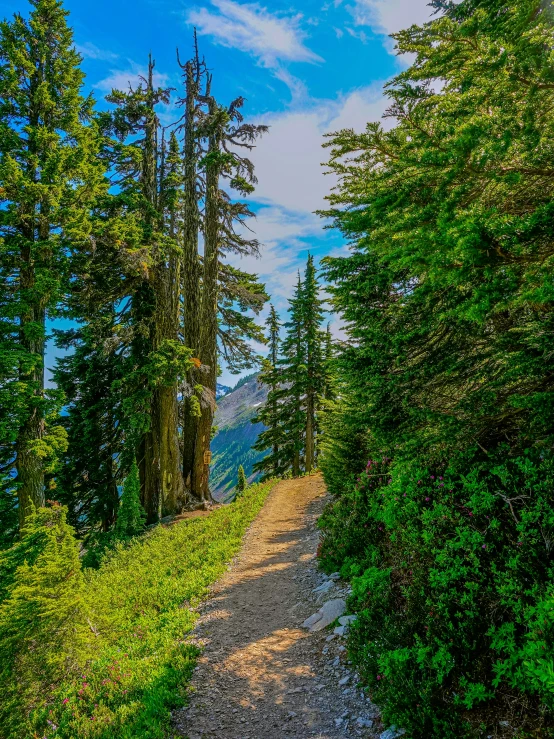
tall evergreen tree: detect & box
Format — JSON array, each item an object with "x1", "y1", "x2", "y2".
[
  {"x1": 0, "y1": 0, "x2": 103, "y2": 528},
  {"x1": 54, "y1": 311, "x2": 122, "y2": 536},
  {"x1": 252, "y1": 305, "x2": 286, "y2": 479},
  {"x1": 190, "y1": 90, "x2": 267, "y2": 500},
  {"x1": 255, "y1": 259, "x2": 326, "y2": 478},
  {"x1": 115, "y1": 460, "x2": 145, "y2": 538},
  {"x1": 97, "y1": 57, "x2": 193, "y2": 522},
  {"x1": 279, "y1": 273, "x2": 306, "y2": 476},
  {"x1": 298, "y1": 254, "x2": 325, "y2": 471}
]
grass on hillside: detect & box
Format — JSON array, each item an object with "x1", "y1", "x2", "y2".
[{"x1": 34, "y1": 480, "x2": 275, "y2": 739}]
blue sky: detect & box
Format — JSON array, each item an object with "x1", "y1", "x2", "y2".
[{"x1": 4, "y1": 0, "x2": 437, "y2": 384}]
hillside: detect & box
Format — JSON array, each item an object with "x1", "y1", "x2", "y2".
[{"x1": 210, "y1": 374, "x2": 268, "y2": 501}]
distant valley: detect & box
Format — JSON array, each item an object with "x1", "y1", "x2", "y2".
[{"x1": 210, "y1": 374, "x2": 268, "y2": 501}]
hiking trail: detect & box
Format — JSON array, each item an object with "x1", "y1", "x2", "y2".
[{"x1": 173, "y1": 474, "x2": 383, "y2": 739}]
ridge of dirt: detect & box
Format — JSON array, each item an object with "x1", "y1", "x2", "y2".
[{"x1": 172, "y1": 474, "x2": 381, "y2": 739}]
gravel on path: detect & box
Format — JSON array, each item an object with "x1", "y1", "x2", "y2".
[{"x1": 172, "y1": 474, "x2": 381, "y2": 739}]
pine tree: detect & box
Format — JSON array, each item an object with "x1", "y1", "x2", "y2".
[
  {"x1": 323, "y1": 323, "x2": 336, "y2": 402},
  {"x1": 254, "y1": 259, "x2": 325, "y2": 478},
  {"x1": 180, "y1": 46, "x2": 204, "y2": 499},
  {"x1": 0, "y1": 503, "x2": 90, "y2": 733},
  {"x1": 236, "y1": 464, "x2": 246, "y2": 496},
  {"x1": 190, "y1": 90, "x2": 267, "y2": 501},
  {"x1": 298, "y1": 254, "x2": 325, "y2": 471},
  {"x1": 99, "y1": 57, "x2": 192, "y2": 522},
  {"x1": 115, "y1": 460, "x2": 146, "y2": 538},
  {"x1": 278, "y1": 273, "x2": 306, "y2": 476},
  {"x1": 0, "y1": 0, "x2": 103, "y2": 527},
  {"x1": 54, "y1": 311, "x2": 122, "y2": 536},
  {"x1": 252, "y1": 305, "x2": 286, "y2": 479}
]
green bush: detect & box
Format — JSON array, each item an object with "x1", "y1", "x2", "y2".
[
  {"x1": 319, "y1": 453, "x2": 554, "y2": 737},
  {"x1": 0, "y1": 480, "x2": 275, "y2": 738}
]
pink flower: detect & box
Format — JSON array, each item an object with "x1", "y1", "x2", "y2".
[{"x1": 62, "y1": 698, "x2": 69, "y2": 705}]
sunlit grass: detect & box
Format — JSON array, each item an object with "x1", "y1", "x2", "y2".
[{"x1": 37, "y1": 481, "x2": 275, "y2": 738}]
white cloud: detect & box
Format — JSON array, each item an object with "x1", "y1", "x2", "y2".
[
  {"x1": 249, "y1": 84, "x2": 391, "y2": 215},
  {"x1": 186, "y1": 0, "x2": 323, "y2": 68},
  {"x1": 75, "y1": 42, "x2": 118, "y2": 62},
  {"x1": 350, "y1": 0, "x2": 435, "y2": 36}
]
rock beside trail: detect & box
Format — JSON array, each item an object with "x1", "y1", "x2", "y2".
[
  {"x1": 380, "y1": 727, "x2": 406, "y2": 739},
  {"x1": 339, "y1": 615, "x2": 358, "y2": 627},
  {"x1": 302, "y1": 598, "x2": 347, "y2": 632}
]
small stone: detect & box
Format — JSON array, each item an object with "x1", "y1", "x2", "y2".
[
  {"x1": 334, "y1": 625, "x2": 347, "y2": 637},
  {"x1": 303, "y1": 599, "x2": 347, "y2": 632},
  {"x1": 334, "y1": 718, "x2": 343, "y2": 727},
  {"x1": 302, "y1": 612, "x2": 323, "y2": 630},
  {"x1": 380, "y1": 727, "x2": 406, "y2": 739},
  {"x1": 339, "y1": 674, "x2": 351, "y2": 686},
  {"x1": 313, "y1": 580, "x2": 335, "y2": 594},
  {"x1": 338, "y1": 615, "x2": 358, "y2": 627},
  {"x1": 356, "y1": 717, "x2": 373, "y2": 728},
  {"x1": 326, "y1": 634, "x2": 337, "y2": 642},
  {"x1": 329, "y1": 572, "x2": 341, "y2": 581}
]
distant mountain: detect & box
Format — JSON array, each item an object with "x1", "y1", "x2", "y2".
[
  {"x1": 216, "y1": 383, "x2": 232, "y2": 399},
  {"x1": 209, "y1": 374, "x2": 268, "y2": 501}
]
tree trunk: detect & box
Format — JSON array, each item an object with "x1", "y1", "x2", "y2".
[
  {"x1": 193, "y1": 96, "x2": 219, "y2": 501},
  {"x1": 16, "y1": 290, "x2": 45, "y2": 527},
  {"x1": 153, "y1": 254, "x2": 186, "y2": 515},
  {"x1": 138, "y1": 429, "x2": 160, "y2": 524},
  {"x1": 305, "y1": 388, "x2": 314, "y2": 473},
  {"x1": 182, "y1": 60, "x2": 202, "y2": 497}
]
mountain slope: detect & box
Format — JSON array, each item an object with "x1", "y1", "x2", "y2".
[{"x1": 210, "y1": 374, "x2": 268, "y2": 501}]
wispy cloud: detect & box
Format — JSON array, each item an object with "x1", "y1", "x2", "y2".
[
  {"x1": 75, "y1": 42, "x2": 118, "y2": 62},
  {"x1": 249, "y1": 84, "x2": 391, "y2": 215},
  {"x1": 186, "y1": 0, "x2": 323, "y2": 67},
  {"x1": 349, "y1": 0, "x2": 436, "y2": 38},
  {"x1": 185, "y1": 0, "x2": 322, "y2": 96}
]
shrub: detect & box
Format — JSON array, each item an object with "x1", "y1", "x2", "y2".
[
  {"x1": 115, "y1": 460, "x2": 145, "y2": 539},
  {"x1": 236, "y1": 464, "x2": 247, "y2": 496},
  {"x1": 0, "y1": 503, "x2": 91, "y2": 737},
  {"x1": 319, "y1": 452, "x2": 554, "y2": 738}
]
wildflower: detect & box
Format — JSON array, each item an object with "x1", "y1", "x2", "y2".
[
  {"x1": 425, "y1": 497, "x2": 430, "y2": 502},
  {"x1": 62, "y1": 698, "x2": 69, "y2": 705}
]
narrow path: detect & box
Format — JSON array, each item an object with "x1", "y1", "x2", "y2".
[{"x1": 173, "y1": 475, "x2": 380, "y2": 739}]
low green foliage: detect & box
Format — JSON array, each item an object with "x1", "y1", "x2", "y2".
[
  {"x1": 319, "y1": 454, "x2": 554, "y2": 737},
  {"x1": 0, "y1": 480, "x2": 275, "y2": 738}
]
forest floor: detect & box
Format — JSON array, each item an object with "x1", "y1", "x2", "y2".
[{"x1": 172, "y1": 474, "x2": 382, "y2": 739}]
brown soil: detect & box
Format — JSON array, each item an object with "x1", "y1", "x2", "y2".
[{"x1": 173, "y1": 474, "x2": 380, "y2": 739}]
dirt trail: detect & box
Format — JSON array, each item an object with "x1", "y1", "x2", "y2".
[{"x1": 173, "y1": 475, "x2": 380, "y2": 739}]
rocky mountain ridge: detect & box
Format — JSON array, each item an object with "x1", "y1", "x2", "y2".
[{"x1": 210, "y1": 374, "x2": 268, "y2": 500}]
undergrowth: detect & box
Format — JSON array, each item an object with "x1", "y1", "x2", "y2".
[
  {"x1": 0, "y1": 480, "x2": 275, "y2": 739},
  {"x1": 318, "y1": 453, "x2": 554, "y2": 739}
]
